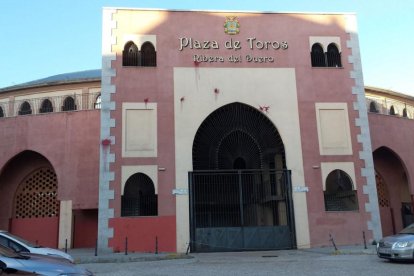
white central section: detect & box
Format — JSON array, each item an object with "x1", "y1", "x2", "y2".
[{"x1": 174, "y1": 67, "x2": 310, "y2": 252}]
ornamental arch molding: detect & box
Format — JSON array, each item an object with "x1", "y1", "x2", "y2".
[
  {"x1": 373, "y1": 146, "x2": 412, "y2": 235},
  {"x1": 0, "y1": 150, "x2": 59, "y2": 229},
  {"x1": 192, "y1": 102, "x2": 286, "y2": 171}
]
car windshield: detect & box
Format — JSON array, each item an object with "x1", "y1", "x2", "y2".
[
  {"x1": 399, "y1": 223, "x2": 414, "y2": 235},
  {"x1": 3, "y1": 232, "x2": 39, "y2": 248}
]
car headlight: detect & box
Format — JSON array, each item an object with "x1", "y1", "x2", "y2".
[{"x1": 393, "y1": 241, "x2": 412, "y2": 248}]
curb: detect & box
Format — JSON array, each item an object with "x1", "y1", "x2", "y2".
[{"x1": 74, "y1": 253, "x2": 194, "y2": 264}]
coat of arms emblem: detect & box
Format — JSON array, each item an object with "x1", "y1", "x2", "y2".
[{"x1": 224, "y1": 16, "x2": 240, "y2": 35}]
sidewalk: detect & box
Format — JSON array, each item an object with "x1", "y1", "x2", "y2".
[
  {"x1": 301, "y1": 244, "x2": 377, "y2": 255},
  {"x1": 67, "y1": 248, "x2": 193, "y2": 264},
  {"x1": 67, "y1": 244, "x2": 376, "y2": 264}
]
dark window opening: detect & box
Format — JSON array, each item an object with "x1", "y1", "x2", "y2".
[
  {"x1": 18, "y1": 101, "x2": 32, "y2": 115},
  {"x1": 389, "y1": 106, "x2": 396, "y2": 116},
  {"x1": 141, "y1": 42, "x2": 156, "y2": 67},
  {"x1": 39, "y1": 99, "x2": 53, "y2": 113},
  {"x1": 0, "y1": 106, "x2": 4, "y2": 118},
  {"x1": 403, "y1": 108, "x2": 407, "y2": 118},
  {"x1": 62, "y1": 97, "x2": 76, "y2": 111},
  {"x1": 326, "y1": 43, "x2": 342, "y2": 67},
  {"x1": 233, "y1": 157, "x2": 246, "y2": 170},
  {"x1": 122, "y1": 41, "x2": 139, "y2": 66},
  {"x1": 369, "y1": 101, "x2": 378, "y2": 113},
  {"x1": 311, "y1": 43, "x2": 325, "y2": 67},
  {"x1": 94, "y1": 94, "x2": 101, "y2": 109},
  {"x1": 324, "y1": 169, "x2": 358, "y2": 211},
  {"x1": 121, "y1": 173, "x2": 158, "y2": 217}
]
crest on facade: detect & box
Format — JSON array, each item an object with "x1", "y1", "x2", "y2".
[{"x1": 224, "y1": 16, "x2": 240, "y2": 35}]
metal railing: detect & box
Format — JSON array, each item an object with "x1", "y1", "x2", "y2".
[
  {"x1": 121, "y1": 195, "x2": 158, "y2": 217},
  {"x1": 0, "y1": 92, "x2": 100, "y2": 118},
  {"x1": 188, "y1": 169, "x2": 296, "y2": 252},
  {"x1": 324, "y1": 190, "x2": 358, "y2": 212},
  {"x1": 189, "y1": 169, "x2": 293, "y2": 228}
]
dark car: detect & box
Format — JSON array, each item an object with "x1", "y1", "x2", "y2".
[
  {"x1": 0, "y1": 244, "x2": 92, "y2": 275},
  {"x1": 377, "y1": 223, "x2": 414, "y2": 261}
]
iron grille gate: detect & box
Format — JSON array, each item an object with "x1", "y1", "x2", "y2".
[{"x1": 189, "y1": 169, "x2": 296, "y2": 252}]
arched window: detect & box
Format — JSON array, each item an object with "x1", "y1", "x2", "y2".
[
  {"x1": 311, "y1": 43, "x2": 325, "y2": 67},
  {"x1": 121, "y1": 173, "x2": 158, "y2": 217},
  {"x1": 369, "y1": 101, "x2": 378, "y2": 113},
  {"x1": 324, "y1": 169, "x2": 358, "y2": 211},
  {"x1": 39, "y1": 99, "x2": 53, "y2": 113},
  {"x1": 122, "y1": 41, "x2": 139, "y2": 66},
  {"x1": 18, "y1": 101, "x2": 32, "y2": 115},
  {"x1": 403, "y1": 108, "x2": 408, "y2": 118},
  {"x1": 389, "y1": 105, "x2": 396, "y2": 116},
  {"x1": 326, "y1": 43, "x2": 342, "y2": 67},
  {"x1": 141, "y1": 42, "x2": 156, "y2": 67},
  {"x1": 0, "y1": 106, "x2": 4, "y2": 118},
  {"x1": 94, "y1": 94, "x2": 101, "y2": 110},
  {"x1": 62, "y1": 96, "x2": 76, "y2": 111}
]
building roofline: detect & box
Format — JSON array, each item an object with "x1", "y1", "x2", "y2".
[
  {"x1": 0, "y1": 69, "x2": 101, "y2": 93},
  {"x1": 103, "y1": 7, "x2": 356, "y2": 16},
  {"x1": 365, "y1": 86, "x2": 414, "y2": 101}
]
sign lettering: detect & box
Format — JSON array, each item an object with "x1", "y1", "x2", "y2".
[{"x1": 179, "y1": 37, "x2": 288, "y2": 63}]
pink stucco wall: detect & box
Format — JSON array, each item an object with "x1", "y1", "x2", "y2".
[
  {"x1": 369, "y1": 113, "x2": 414, "y2": 234},
  {"x1": 369, "y1": 113, "x2": 414, "y2": 172},
  {"x1": 0, "y1": 110, "x2": 100, "y2": 242},
  {"x1": 109, "y1": 216, "x2": 176, "y2": 253},
  {"x1": 11, "y1": 217, "x2": 59, "y2": 248},
  {"x1": 109, "y1": 10, "x2": 370, "y2": 248}
]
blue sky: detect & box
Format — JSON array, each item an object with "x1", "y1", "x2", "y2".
[{"x1": 0, "y1": 0, "x2": 413, "y2": 95}]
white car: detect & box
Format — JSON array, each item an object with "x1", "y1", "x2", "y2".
[
  {"x1": 377, "y1": 223, "x2": 414, "y2": 261},
  {"x1": 0, "y1": 230, "x2": 74, "y2": 263},
  {"x1": 0, "y1": 244, "x2": 92, "y2": 276}
]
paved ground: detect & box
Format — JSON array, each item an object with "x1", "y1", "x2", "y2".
[{"x1": 67, "y1": 245, "x2": 414, "y2": 275}]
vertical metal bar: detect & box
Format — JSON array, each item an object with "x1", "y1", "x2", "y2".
[
  {"x1": 238, "y1": 170, "x2": 244, "y2": 226},
  {"x1": 188, "y1": 172, "x2": 195, "y2": 252},
  {"x1": 155, "y1": 236, "x2": 158, "y2": 254},
  {"x1": 125, "y1": 237, "x2": 128, "y2": 255},
  {"x1": 286, "y1": 170, "x2": 297, "y2": 249},
  {"x1": 363, "y1": 231, "x2": 367, "y2": 249},
  {"x1": 238, "y1": 170, "x2": 245, "y2": 250},
  {"x1": 329, "y1": 233, "x2": 338, "y2": 251},
  {"x1": 94, "y1": 238, "x2": 98, "y2": 256}
]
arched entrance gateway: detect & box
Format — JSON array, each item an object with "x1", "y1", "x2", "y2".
[
  {"x1": 373, "y1": 147, "x2": 413, "y2": 237},
  {"x1": 189, "y1": 103, "x2": 296, "y2": 252},
  {"x1": 0, "y1": 151, "x2": 59, "y2": 248}
]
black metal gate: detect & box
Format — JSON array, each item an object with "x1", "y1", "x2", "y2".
[{"x1": 189, "y1": 169, "x2": 296, "y2": 252}]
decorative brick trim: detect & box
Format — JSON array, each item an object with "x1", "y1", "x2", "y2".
[
  {"x1": 345, "y1": 14, "x2": 382, "y2": 241},
  {"x1": 98, "y1": 8, "x2": 117, "y2": 252}
]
